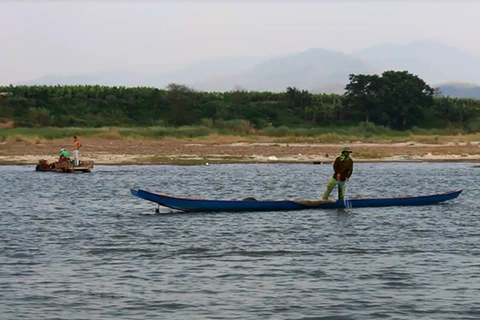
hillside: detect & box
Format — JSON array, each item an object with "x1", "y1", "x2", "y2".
[
  {"x1": 16, "y1": 57, "x2": 265, "y2": 88},
  {"x1": 436, "y1": 83, "x2": 480, "y2": 99},
  {"x1": 11, "y1": 40, "x2": 480, "y2": 98},
  {"x1": 147, "y1": 56, "x2": 265, "y2": 88},
  {"x1": 353, "y1": 39, "x2": 480, "y2": 85},
  {"x1": 192, "y1": 48, "x2": 377, "y2": 92}
]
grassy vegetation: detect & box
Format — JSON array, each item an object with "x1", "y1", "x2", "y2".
[
  {"x1": 1, "y1": 123, "x2": 480, "y2": 145},
  {"x1": 1, "y1": 83, "x2": 480, "y2": 132}
]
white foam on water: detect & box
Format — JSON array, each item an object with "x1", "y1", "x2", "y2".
[
  {"x1": 343, "y1": 183, "x2": 353, "y2": 209},
  {"x1": 343, "y1": 199, "x2": 353, "y2": 209}
]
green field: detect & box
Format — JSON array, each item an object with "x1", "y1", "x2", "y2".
[{"x1": 1, "y1": 124, "x2": 479, "y2": 144}]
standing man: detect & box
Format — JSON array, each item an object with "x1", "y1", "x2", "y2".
[
  {"x1": 73, "y1": 136, "x2": 82, "y2": 166},
  {"x1": 322, "y1": 146, "x2": 353, "y2": 201}
]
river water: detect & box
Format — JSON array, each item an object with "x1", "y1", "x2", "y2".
[{"x1": 1, "y1": 162, "x2": 479, "y2": 320}]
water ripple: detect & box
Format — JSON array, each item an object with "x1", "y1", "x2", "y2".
[{"x1": 0, "y1": 162, "x2": 479, "y2": 320}]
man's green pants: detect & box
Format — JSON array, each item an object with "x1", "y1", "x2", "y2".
[{"x1": 322, "y1": 178, "x2": 346, "y2": 200}]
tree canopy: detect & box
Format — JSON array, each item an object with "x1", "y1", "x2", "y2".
[
  {"x1": 344, "y1": 71, "x2": 436, "y2": 129},
  {"x1": 0, "y1": 70, "x2": 479, "y2": 132}
]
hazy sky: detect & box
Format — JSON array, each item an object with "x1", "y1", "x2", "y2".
[{"x1": 1, "y1": 0, "x2": 479, "y2": 84}]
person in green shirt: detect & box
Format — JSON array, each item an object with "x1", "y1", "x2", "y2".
[
  {"x1": 322, "y1": 146, "x2": 354, "y2": 200},
  {"x1": 59, "y1": 148, "x2": 70, "y2": 163}
]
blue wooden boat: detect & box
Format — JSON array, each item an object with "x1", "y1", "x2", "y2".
[{"x1": 130, "y1": 188, "x2": 462, "y2": 213}]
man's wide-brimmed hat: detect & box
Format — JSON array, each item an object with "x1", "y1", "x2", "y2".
[{"x1": 342, "y1": 146, "x2": 352, "y2": 153}]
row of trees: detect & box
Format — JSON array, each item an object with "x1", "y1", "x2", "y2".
[{"x1": 0, "y1": 71, "x2": 479, "y2": 131}]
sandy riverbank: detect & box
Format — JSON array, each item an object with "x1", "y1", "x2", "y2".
[{"x1": 0, "y1": 138, "x2": 479, "y2": 165}]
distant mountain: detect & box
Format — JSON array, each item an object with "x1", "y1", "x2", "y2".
[
  {"x1": 193, "y1": 48, "x2": 377, "y2": 92},
  {"x1": 148, "y1": 56, "x2": 265, "y2": 88},
  {"x1": 353, "y1": 39, "x2": 480, "y2": 85},
  {"x1": 10, "y1": 39, "x2": 480, "y2": 98},
  {"x1": 436, "y1": 83, "x2": 480, "y2": 99},
  {"x1": 14, "y1": 56, "x2": 265, "y2": 88}
]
